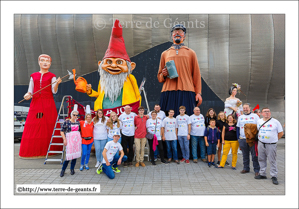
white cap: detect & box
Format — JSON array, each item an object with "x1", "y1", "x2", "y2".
[{"x1": 85, "y1": 105, "x2": 91, "y2": 114}]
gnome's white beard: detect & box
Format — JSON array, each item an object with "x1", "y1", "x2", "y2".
[{"x1": 99, "y1": 67, "x2": 129, "y2": 104}]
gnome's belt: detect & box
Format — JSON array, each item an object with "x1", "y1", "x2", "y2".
[{"x1": 82, "y1": 137, "x2": 93, "y2": 140}]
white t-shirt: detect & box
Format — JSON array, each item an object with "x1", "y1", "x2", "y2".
[
  {"x1": 107, "y1": 121, "x2": 123, "y2": 139},
  {"x1": 162, "y1": 117, "x2": 177, "y2": 140},
  {"x1": 189, "y1": 114, "x2": 206, "y2": 136},
  {"x1": 102, "y1": 141, "x2": 123, "y2": 164},
  {"x1": 119, "y1": 112, "x2": 137, "y2": 136},
  {"x1": 237, "y1": 113, "x2": 260, "y2": 138},
  {"x1": 148, "y1": 110, "x2": 166, "y2": 120},
  {"x1": 176, "y1": 115, "x2": 191, "y2": 136},
  {"x1": 257, "y1": 118, "x2": 283, "y2": 143},
  {"x1": 146, "y1": 118, "x2": 163, "y2": 140},
  {"x1": 93, "y1": 117, "x2": 109, "y2": 140}
]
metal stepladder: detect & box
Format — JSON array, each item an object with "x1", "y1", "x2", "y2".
[{"x1": 44, "y1": 95, "x2": 73, "y2": 164}]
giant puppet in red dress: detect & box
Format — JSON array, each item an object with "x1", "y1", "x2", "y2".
[{"x1": 19, "y1": 54, "x2": 62, "y2": 158}]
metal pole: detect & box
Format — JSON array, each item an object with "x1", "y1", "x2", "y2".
[{"x1": 141, "y1": 87, "x2": 150, "y2": 114}]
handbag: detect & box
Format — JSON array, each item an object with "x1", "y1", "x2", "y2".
[
  {"x1": 146, "y1": 119, "x2": 157, "y2": 140},
  {"x1": 255, "y1": 117, "x2": 272, "y2": 141}
]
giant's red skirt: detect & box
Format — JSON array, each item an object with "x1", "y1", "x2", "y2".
[{"x1": 19, "y1": 96, "x2": 58, "y2": 158}]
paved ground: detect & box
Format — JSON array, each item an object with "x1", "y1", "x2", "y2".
[{"x1": 14, "y1": 138, "x2": 285, "y2": 195}]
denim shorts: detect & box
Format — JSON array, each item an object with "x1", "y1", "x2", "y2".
[{"x1": 207, "y1": 142, "x2": 217, "y2": 155}]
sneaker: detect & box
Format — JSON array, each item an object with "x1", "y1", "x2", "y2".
[
  {"x1": 208, "y1": 162, "x2": 211, "y2": 167},
  {"x1": 140, "y1": 162, "x2": 146, "y2": 167},
  {"x1": 95, "y1": 161, "x2": 100, "y2": 168},
  {"x1": 135, "y1": 162, "x2": 140, "y2": 167},
  {"x1": 85, "y1": 165, "x2": 89, "y2": 170},
  {"x1": 112, "y1": 167, "x2": 121, "y2": 173},
  {"x1": 217, "y1": 161, "x2": 220, "y2": 165},
  {"x1": 79, "y1": 165, "x2": 84, "y2": 171},
  {"x1": 211, "y1": 162, "x2": 215, "y2": 166},
  {"x1": 193, "y1": 159, "x2": 198, "y2": 163},
  {"x1": 225, "y1": 161, "x2": 230, "y2": 166},
  {"x1": 96, "y1": 165, "x2": 103, "y2": 174},
  {"x1": 254, "y1": 175, "x2": 267, "y2": 179},
  {"x1": 123, "y1": 162, "x2": 128, "y2": 167},
  {"x1": 154, "y1": 158, "x2": 157, "y2": 162},
  {"x1": 180, "y1": 158, "x2": 186, "y2": 163},
  {"x1": 151, "y1": 161, "x2": 156, "y2": 166},
  {"x1": 174, "y1": 160, "x2": 180, "y2": 164},
  {"x1": 201, "y1": 158, "x2": 207, "y2": 163},
  {"x1": 232, "y1": 167, "x2": 236, "y2": 170},
  {"x1": 271, "y1": 177, "x2": 278, "y2": 185},
  {"x1": 185, "y1": 160, "x2": 190, "y2": 164}
]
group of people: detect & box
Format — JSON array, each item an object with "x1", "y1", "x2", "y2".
[{"x1": 60, "y1": 84, "x2": 284, "y2": 185}]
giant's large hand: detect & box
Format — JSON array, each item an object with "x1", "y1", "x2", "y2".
[
  {"x1": 195, "y1": 93, "x2": 202, "y2": 106},
  {"x1": 162, "y1": 67, "x2": 168, "y2": 77},
  {"x1": 86, "y1": 84, "x2": 92, "y2": 94}
]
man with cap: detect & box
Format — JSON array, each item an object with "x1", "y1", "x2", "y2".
[
  {"x1": 97, "y1": 131, "x2": 127, "y2": 179},
  {"x1": 86, "y1": 19, "x2": 141, "y2": 111},
  {"x1": 157, "y1": 24, "x2": 202, "y2": 116}
]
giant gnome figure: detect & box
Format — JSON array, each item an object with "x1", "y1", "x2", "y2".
[{"x1": 86, "y1": 20, "x2": 141, "y2": 110}]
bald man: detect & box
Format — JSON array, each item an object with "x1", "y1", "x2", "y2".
[{"x1": 119, "y1": 106, "x2": 137, "y2": 167}]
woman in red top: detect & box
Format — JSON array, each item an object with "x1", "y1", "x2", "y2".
[
  {"x1": 79, "y1": 108, "x2": 94, "y2": 171},
  {"x1": 19, "y1": 54, "x2": 61, "y2": 158}
]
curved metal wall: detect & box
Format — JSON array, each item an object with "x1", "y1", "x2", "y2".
[{"x1": 14, "y1": 14, "x2": 285, "y2": 123}]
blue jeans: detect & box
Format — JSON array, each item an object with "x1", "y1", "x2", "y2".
[
  {"x1": 191, "y1": 135, "x2": 206, "y2": 160},
  {"x1": 94, "y1": 139, "x2": 108, "y2": 163},
  {"x1": 108, "y1": 137, "x2": 122, "y2": 158},
  {"x1": 154, "y1": 148, "x2": 159, "y2": 158},
  {"x1": 238, "y1": 138, "x2": 260, "y2": 173},
  {"x1": 62, "y1": 159, "x2": 77, "y2": 170},
  {"x1": 207, "y1": 142, "x2": 217, "y2": 155},
  {"x1": 178, "y1": 136, "x2": 189, "y2": 160},
  {"x1": 102, "y1": 155, "x2": 128, "y2": 179},
  {"x1": 165, "y1": 140, "x2": 178, "y2": 160},
  {"x1": 81, "y1": 142, "x2": 93, "y2": 165}
]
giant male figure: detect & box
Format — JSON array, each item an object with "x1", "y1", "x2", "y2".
[{"x1": 157, "y1": 24, "x2": 202, "y2": 116}]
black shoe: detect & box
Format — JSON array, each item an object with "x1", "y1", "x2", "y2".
[
  {"x1": 208, "y1": 163, "x2": 211, "y2": 167},
  {"x1": 151, "y1": 161, "x2": 156, "y2": 166},
  {"x1": 70, "y1": 169, "x2": 75, "y2": 175},
  {"x1": 211, "y1": 162, "x2": 215, "y2": 166},
  {"x1": 254, "y1": 174, "x2": 267, "y2": 179},
  {"x1": 217, "y1": 161, "x2": 220, "y2": 165},
  {"x1": 161, "y1": 160, "x2": 169, "y2": 164},
  {"x1": 271, "y1": 177, "x2": 278, "y2": 185},
  {"x1": 60, "y1": 170, "x2": 65, "y2": 177},
  {"x1": 225, "y1": 161, "x2": 230, "y2": 166}
]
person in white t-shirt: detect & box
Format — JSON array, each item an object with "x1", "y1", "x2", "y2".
[
  {"x1": 106, "y1": 112, "x2": 122, "y2": 159},
  {"x1": 190, "y1": 107, "x2": 206, "y2": 164},
  {"x1": 236, "y1": 103, "x2": 260, "y2": 176},
  {"x1": 176, "y1": 106, "x2": 191, "y2": 163},
  {"x1": 118, "y1": 105, "x2": 137, "y2": 167},
  {"x1": 146, "y1": 110, "x2": 169, "y2": 165},
  {"x1": 97, "y1": 132, "x2": 127, "y2": 179},
  {"x1": 148, "y1": 104, "x2": 166, "y2": 160},
  {"x1": 93, "y1": 109, "x2": 109, "y2": 168},
  {"x1": 162, "y1": 109, "x2": 179, "y2": 164},
  {"x1": 254, "y1": 108, "x2": 283, "y2": 185},
  {"x1": 148, "y1": 104, "x2": 166, "y2": 120}
]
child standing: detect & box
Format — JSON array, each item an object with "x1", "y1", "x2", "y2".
[{"x1": 204, "y1": 119, "x2": 220, "y2": 167}]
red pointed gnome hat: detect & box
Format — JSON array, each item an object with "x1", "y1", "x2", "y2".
[
  {"x1": 253, "y1": 104, "x2": 260, "y2": 111},
  {"x1": 103, "y1": 19, "x2": 131, "y2": 62}
]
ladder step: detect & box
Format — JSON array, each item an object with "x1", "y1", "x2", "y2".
[
  {"x1": 48, "y1": 151, "x2": 64, "y2": 153},
  {"x1": 45, "y1": 159, "x2": 62, "y2": 162},
  {"x1": 51, "y1": 143, "x2": 64, "y2": 146},
  {"x1": 54, "y1": 128, "x2": 61, "y2": 130},
  {"x1": 59, "y1": 114, "x2": 68, "y2": 116},
  {"x1": 52, "y1": 136, "x2": 62, "y2": 138},
  {"x1": 56, "y1": 121, "x2": 65, "y2": 123}
]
